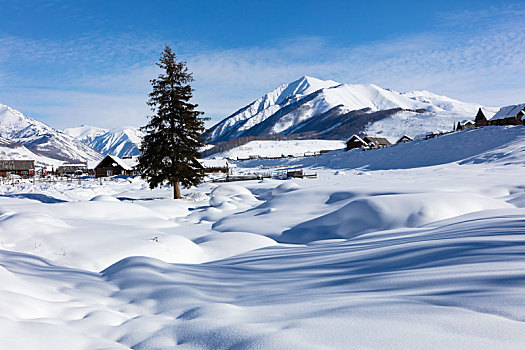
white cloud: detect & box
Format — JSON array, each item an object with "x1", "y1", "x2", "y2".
[{"x1": 0, "y1": 4, "x2": 524, "y2": 129}]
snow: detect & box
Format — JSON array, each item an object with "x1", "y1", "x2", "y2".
[
  {"x1": 198, "y1": 158, "x2": 229, "y2": 169},
  {"x1": 0, "y1": 103, "x2": 102, "y2": 163},
  {"x1": 95, "y1": 154, "x2": 138, "y2": 171},
  {"x1": 208, "y1": 76, "x2": 340, "y2": 141},
  {"x1": 209, "y1": 139, "x2": 346, "y2": 159},
  {"x1": 208, "y1": 76, "x2": 496, "y2": 143},
  {"x1": 2, "y1": 125, "x2": 525, "y2": 348},
  {"x1": 491, "y1": 103, "x2": 525, "y2": 121},
  {"x1": 63, "y1": 125, "x2": 108, "y2": 143},
  {"x1": 86, "y1": 127, "x2": 143, "y2": 158}
]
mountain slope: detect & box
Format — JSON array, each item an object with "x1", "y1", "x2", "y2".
[
  {"x1": 87, "y1": 127, "x2": 143, "y2": 158},
  {"x1": 64, "y1": 125, "x2": 108, "y2": 143},
  {"x1": 208, "y1": 76, "x2": 495, "y2": 143},
  {"x1": 0, "y1": 104, "x2": 102, "y2": 162}
]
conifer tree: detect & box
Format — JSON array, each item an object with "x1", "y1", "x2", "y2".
[{"x1": 138, "y1": 45, "x2": 208, "y2": 199}]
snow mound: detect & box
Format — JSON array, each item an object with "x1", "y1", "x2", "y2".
[
  {"x1": 90, "y1": 195, "x2": 120, "y2": 202},
  {"x1": 281, "y1": 192, "x2": 512, "y2": 243},
  {"x1": 271, "y1": 181, "x2": 301, "y2": 196},
  {"x1": 209, "y1": 184, "x2": 258, "y2": 208}
]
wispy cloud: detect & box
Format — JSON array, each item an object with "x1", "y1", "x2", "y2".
[{"x1": 0, "y1": 4, "x2": 524, "y2": 129}]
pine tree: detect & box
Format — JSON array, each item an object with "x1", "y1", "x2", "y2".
[{"x1": 138, "y1": 45, "x2": 208, "y2": 199}]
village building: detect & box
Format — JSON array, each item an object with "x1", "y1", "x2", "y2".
[
  {"x1": 474, "y1": 108, "x2": 489, "y2": 127},
  {"x1": 0, "y1": 160, "x2": 35, "y2": 177},
  {"x1": 456, "y1": 120, "x2": 476, "y2": 131},
  {"x1": 346, "y1": 135, "x2": 368, "y2": 151},
  {"x1": 56, "y1": 163, "x2": 88, "y2": 176},
  {"x1": 198, "y1": 158, "x2": 231, "y2": 173},
  {"x1": 363, "y1": 136, "x2": 391, "y2": 148},
  {"x1": 94, "y1": 155, "x2": 138, "y2": 178},
  {"x1": 396, "y1": 135, "x2": 413, "y2": 144},
  {"x1": 489, "y1": 104, "x2": 525, "y2": 126},
  {"x1": 346, "y1": 135, "x2": 392, "y2": 151}
]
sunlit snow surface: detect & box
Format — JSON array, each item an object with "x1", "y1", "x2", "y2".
[{"x1": 2, "y1": 126, "x2": 525, "y2": 348}]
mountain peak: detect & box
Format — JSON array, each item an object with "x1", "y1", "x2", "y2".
[
  {"x1": 0, "y1": 103, "x2": 102, "y2": 163},
  {"x1": 207, "y1": 77, "x2": 489, "y2": 144}
]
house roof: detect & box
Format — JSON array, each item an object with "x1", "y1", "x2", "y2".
[
  {"x1": 364, "y1": 136, "x2": 391, "y2": 146},
  {"x1": 94, "y1": 155, "x2": 138, "y2": 170},
  {"x1": 199, "y1": 158, "x2": 229, "y2": 168},
  {"x1": 475, "y1": 108, "x2": 487, "y2": 121},
  {"x1": 491, "y1": 104, "x2": 525, "y2": 121},
  {"x1": 347, "y1": 135, "x2": 366, "y2": 144},
  {"x1": 396, "y1": 135, "x2": 413, "y2": 142}
]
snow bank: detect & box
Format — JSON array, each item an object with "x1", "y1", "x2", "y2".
[{"x1": 281, "y1": 192, "x2": 512, "y2": 243}]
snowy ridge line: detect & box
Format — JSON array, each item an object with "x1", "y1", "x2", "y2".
[
  {"x1": 207, "y1": 76, "x2": 496, "y2": 144},
  {"x1": 0, "y1": 103, "x2": 102, "y2": 163}
]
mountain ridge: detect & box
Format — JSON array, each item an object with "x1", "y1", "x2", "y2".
[
  {"x1": 0, "y1": 103, "x2": 102, "y2": 163},
  {"x1": 207, "y1": 76, "x2": 496, "y2": 144}
]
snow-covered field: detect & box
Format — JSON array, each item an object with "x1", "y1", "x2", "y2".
[
  {"x1": 2, "y1": 126, "x2": 525, "y2": 348},
  {"x1": 207, "y1": 139, "x2": 346, "y2": 159}
]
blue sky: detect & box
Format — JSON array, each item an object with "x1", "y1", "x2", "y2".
[{"x1": 0, "y1": 0, "x2": 524, "y2": 129}]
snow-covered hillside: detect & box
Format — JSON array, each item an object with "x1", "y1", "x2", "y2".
[
  {"x1": 0, "y1": 137, "x2": 64, "y2": 167},
  {"x1": 208, "y1": 139, "x2": 346, "y2": 159},
  {"x1": 0, "y1": 103, "x2": 102, "y2": 163},
  {"x1": 64, "y1": 125, "x2": 108, "y2": 143},
  {"x1": 2, "y1": 126, "x2": 525, "y2": 348},
  {"x1": 85, "y1": 127, "x2": 143, "y2": 158},
  {"x1": 208, "y1": 76, "x2": 495, "y2": 143}
]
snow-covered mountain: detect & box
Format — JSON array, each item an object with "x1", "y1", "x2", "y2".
[
  {"x1": 208, "y1": 76, "x2": 496, "y2": 143},
  {"x1": 86, "y1": 127, "x2": 143, "y2": 158},
  {"x1": 64, "y1": 125, "x2": 108, "y2": 143},
  {"x1": 0, "y1": 103, "x2": 102, "y2": 163}
]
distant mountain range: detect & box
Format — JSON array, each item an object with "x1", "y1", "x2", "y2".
[
  {"x1": 0, "y1": 76, "x2": 501, "y2": 164},
  {"x1": 0, "y1": 104, "x2": 102, "y2": 163},
  {"x1": 207, "y1": 76, "x2": 497, "y2": 144},
  {"x1": 64, "y1": 126, "x2": 142, "y2": 158}
]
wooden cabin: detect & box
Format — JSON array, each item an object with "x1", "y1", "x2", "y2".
[
  {"x1": 474, "y1": 108, "x2": 488, "y2": 127},
  {"x1": 0, "y1": 160, "x2": 35, "y2": 177},
  {"x1": 346, "y1": 135, "x2": 368, "y2": 151},
  {"x1": 363, "y1": 136, "x2": 391, "y2": 148},
  {"x1": 94, "y1": 155, "x2": 138, "y2": 178},
  {"x1": 396, "y1": 135, "x2": 413, "y2": 144},
  {"x1": 488, "y1": 104, "x2": 525, "y2": 126},
  {"x1": 198, "y1": 158, "x2": 230, "y2": 173},
  {"x1": 456, "y1": 120, "x2": 475, "y2": 131},
  {"x1": 56, "y1": 163, "x2": 88, "y2": 176}
]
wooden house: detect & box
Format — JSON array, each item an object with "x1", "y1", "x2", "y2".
[
  {"x1": 363, "y1": 136, "x2": 391, "y2": 148},
  {"x1": 456, "y1": 120, "x2": 475, "y2": 131},
  {"x1": 489, "y1": 104, "x2": 525, "y2": 126},
  {"x1": 56, "y1": 163, "x2": 88, "y2": 176},
  {"x1": 396, "y1": 135, "x2": 413, "y2": 144},
  {"x1": 346, "y1": 135, "x2": 368, "y2": 151},
  {"x1": 198, "y1": 158, "x2": 230, "y2": 173},
  {"x1": 0, "y1": 160, "x2": 35, "y2": 177},
  {"x1": 94, "y1": 155, "x2": 138, "y2": 178},
  {"x1": 474, "y1": 108, "x2": 488, "y2": 127}
]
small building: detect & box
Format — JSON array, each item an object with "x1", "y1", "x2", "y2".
[
  {"x1": 56, "y1": 163, "x2": 88, "y2": 176},
  {"x1": 363, "y1": 136, "x2": 391, "y2": 148},
  {"x1": 425, "y1": 132, "x2": 438, "y2": 140},
  {"x1": 456, "y1": 120, "x2": 475, "y2": 131},
  {"x1": 0, "y1": 160, "x2": 35, "y2": 177},
  {"x1": 346, "y1": 135, "x2": 368, "y2": 151},
  {"x1": 198, "y1": 158, "x2": 230, "y2": 173},
  {"x1": 396, "y1": 135, "x2": 413, "y2": 144},
  {"x1": 489, "y1": 104, "x2": 525, "y2": 126},
  {"x1": 94, "y1": 155, "x2": 138, "y2": 178},
  {"x1": 287, "y1": 169, "x2": 303, "y2": 178},
  {"x1": 474, "y1": 108, "x2": 488, "y2": 127}
]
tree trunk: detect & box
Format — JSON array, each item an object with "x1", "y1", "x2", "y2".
[{"x1": 173, "y1": 180, "x2": 182, "y2": 199}]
